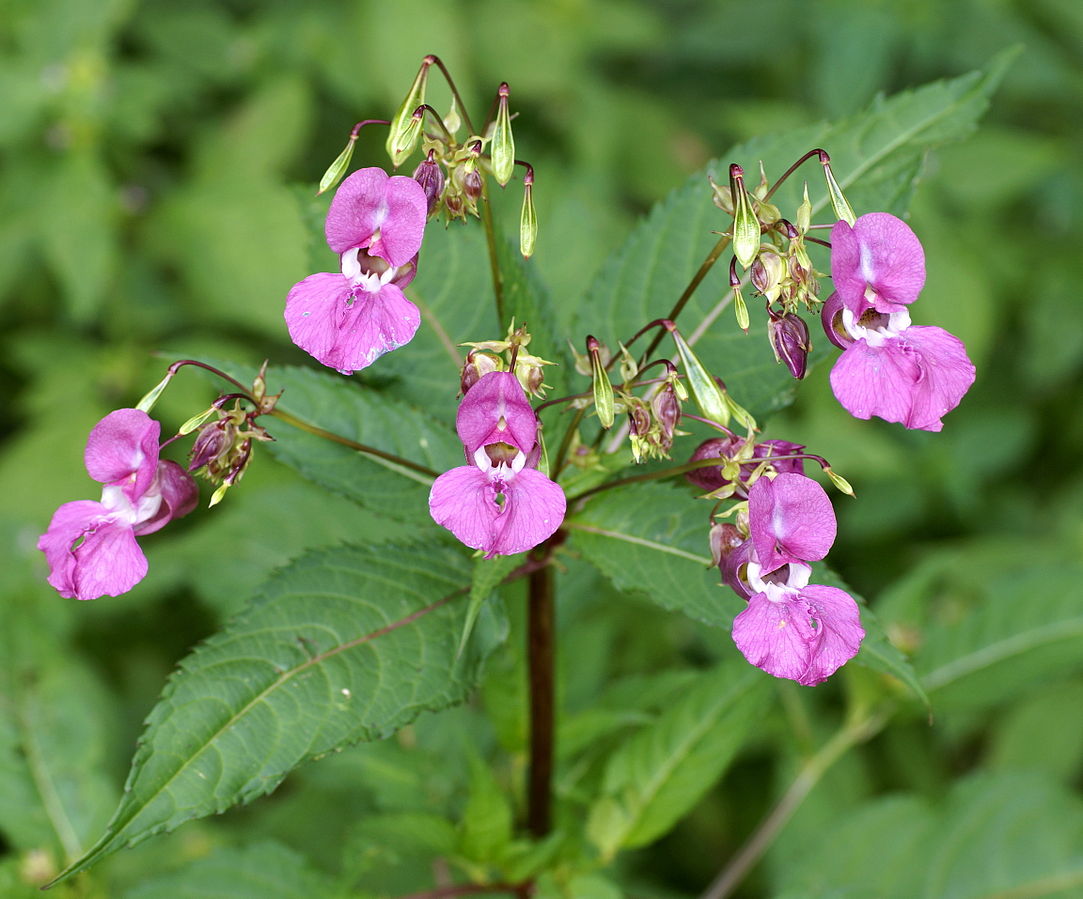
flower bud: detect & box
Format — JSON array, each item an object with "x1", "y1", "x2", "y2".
[
  {"x1": 729, "y1": 164, "x2": 760, "y2": 269},
  {"x1": 413, "y1": 151, "x2": 445, "y2": 214},
  {"x1": 318, "y1": 138, "x2": 356, "y2": 196},
  {"x1": 768, "y1": 311, "x2": 811, "y2": 380},
  {"x1": 665, "y1": 322, "x2": 729, "y2": 428},
  {"x1": 587, "y1": 335, "x2": 615, "y2": 429},
  {"x1": 628, "y1": 403, "x2": 651, "y2": 437},
  {"x1": 685, "y1": 436, "x2": 744, "y2": 491},
  {"x1": 520, "y1": 178, "x2": 537, "y2": 259},
  {"x1": 490, "y1": 82, "x2": 515, "y2": 187},
  {"x1": 461, "y1": 350, "x2": 501, "y2": 396},
  {"x1": 386, "y1": 57, "x2": 433, "y2": 166},
  {"x1": 650, "y1": 383, "x2": 681, "y2": 450},
  {"x1": 617, "y1": 343, "x2": 638, "y2": 384},
  {"x1": 708, "y1": 174, "x2": 734, "y2": 215},
  {"x1": 750, "y1": 250, "x2": 784, "y2": 302},
  {"x1": 820, "y1": 151, "x2": 856, "y2": 226},
  {"x1": 515, "y1": 351, "x2": 553, "y2": 399},
  {"x1": 188, "y1": 419, "x2": 236, "y2": 476},
  {"x1": 463, "y1": 168, "x2": 483, "y2": 201}
]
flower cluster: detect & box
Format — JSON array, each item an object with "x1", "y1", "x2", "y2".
[
  {"x1": 823, "y1": 213, "x2": 976, "y2": 431},
  {"x1": 717, "y1": 472, "x2": 864, "y2": 686},
  {"x1": 429, "y1": 371, "x2": 566, "y2": 557},
  {"x1": 38, "y1": 409, "x2": 198, "y2": 601},
  {"x1": 285, "y1": 167, "x2": 428, "y2": 375}
]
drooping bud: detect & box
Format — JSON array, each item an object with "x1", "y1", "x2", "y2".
[
  {"x1": 730, "y1": 257, "x2": 749, "y2": 332},
  {"x1": 318, "y1": 138, "x2": 357, "y2": 196},
  {"x1": 460, "y1": 350, "x2": 501, "y2": 396},
  {"x1": 413, "y1": 150, "x2": 445, "y2": 214},
  {"x1": 490, "y1": 82, "x2": 515, "y2": 187},
  {"x1": 386, "y1": 57, "x2": 433, "y2": 167},
  {"x1": 178, "y1": 406, "x2": 217, "y2": 436},
  {"x1": 729, "y1": 164, "x2": 760, "y2": 269},
  {"x1": 136, "y1": 370, "x2": 175, "y2": 413},
  {"x1": 768, "y1": 311, "x2": 811, "y2": 380},
  {"x1": 189, "y1": 419, "x2": 236, "y2": 475},
  {"x1": 514, "y1": 351, "x2": 554, "y2": 399},
  {"x1": 665, "y1": 321, "x2": 730, "y2": 428},
  {"x1": 819, "y1": 150, "x2": 856, "y2": 226},
  {"x1": 587, "y1": 335, "x2": 615, "y2": 429},
  {"x1": 390, "y1": 108, "x2": 425, "y2": 169},
  {"x1": 209, "y1": 438, "x2": 252, "y2": 508},
  {"x1": 463, "y1": 168, "x2": 483, "y2": 201},
  {"x1": 650, "y1": 382, "x2": 681, "y2": 451},
  {"x1": 750, "y1": 249, "x2": 784, "y2": 303},
  {"x1": 443, "y1": 95, "x2": 462, "y2": 136},
  {"x1": 824, "y1": 466, "x2": 856, "y2": 497},
  {"x1": 626, "y1": 397, "x2": 652, "y2": 463},
  {"x1": 520, "y1": 169, "x2": 537, "y2": 259}
]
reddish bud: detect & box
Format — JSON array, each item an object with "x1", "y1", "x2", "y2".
[
  {"x1": 412, "y1": 152, "x2": 445, "y2": 214},
  {"x1": 768, "y1": 311, "x2": 811, "y2": 380}
]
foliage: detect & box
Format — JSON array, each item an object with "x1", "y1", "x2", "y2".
[{"x1": 2, "y1": 1, "x2": 1081, "y2": 897}]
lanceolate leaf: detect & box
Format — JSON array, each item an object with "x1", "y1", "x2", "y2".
[
  {"x1": 576, "y1": 55, "x2": 1011, "y2": 420},
  {"x1": 568, "y1": 482, "x2": 735, "y2": 628},
  {"x1": 915, "y1": 564, "x2": 1083, "y2": 709},
  {"x1": 51, "y1": 542, "x2": 497, "y2": 884},
  {"x1": 586, "y1": 660, "x2": 768, "y2": 858}
]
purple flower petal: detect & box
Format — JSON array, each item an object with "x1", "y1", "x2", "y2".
[
  {"x1": 831, "y1": 213, "x2": 925, "y2": 314},
  {"x1": 37, "y1": 501, "x2": 147, "y2": 601},
  {"x1": 285, "y1": 274, "x2": 420, "y2": 374},
  {"x1": 84, "y1": 409, "x2": 160, "y2": 500},
  {"x1": 732, "y1": 584, "x2": 864, "y2": 686},
  {"x1": 428, "y1": 465, "x2": 565, "y2": 558},
  {"x1": 325, "y1": 168, "x2": 427, "y2": 267},
  {"x1": 749, "y1": 472, "x2": 836, "y2": 572},
  {"x1": 830, "y1": 326, "x2": 975, "y2": 432},
  {"x1": 429, "y1": 465, "x2": 496, "y2": 552},
  {"x1": 489, "y1": 467, "x2": 566, "y2": 556},
  {"x1": 134, "y1": 461, "x2": 199, "y2": 536},
  {"x1": 456, "y1": 371, "x2": 538, "y2": 456},
  {"x1": 369, "y1": 177, "x2": 428, "y2": 268}
]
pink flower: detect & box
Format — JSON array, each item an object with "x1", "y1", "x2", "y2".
[
  {"x1": 748, "y1": 472, "x2": 836, "y2": 573},
  {"x1": 822, "y1": 293, "x2": 976, "y2": 433},
  {"x1": 831, "y1": 213, "x2": 926, "y2": 314},
  {"x1": 731, "y1": 562, "x2": 864, "y2": 686},
  {"x1": 724, "y1": 473, "x2": 863, "y2": 685},
  {"x1": 285, "y1": 167, "x2": 428, "y2": 375},
  {"x1": 429, "y1": 372, "x2": 565, "y2": 557},
  {"x1": 37, "y1": 409, "x2": 198, "y2": 601}
]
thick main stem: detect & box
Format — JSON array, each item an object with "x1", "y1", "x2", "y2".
[{"x1": 526, "y1": 562, "x2": 555, "y2": 838}]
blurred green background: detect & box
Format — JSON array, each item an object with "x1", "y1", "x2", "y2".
[{"x1": 2, "y1": 0, "x2": 1082, "y2": 896}]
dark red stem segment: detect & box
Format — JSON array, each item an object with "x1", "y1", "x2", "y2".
[{"x1": 527, "y1": 562, "x2": 555, "y2": 838}]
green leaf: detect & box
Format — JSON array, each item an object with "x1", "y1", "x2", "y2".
[
  {"x1": 569, "y1": 482, "x2": 740, "y2": 628},
  {"x1": 586, "y1": 660, "x2": 768, "y2": 857},
  {"x1": 576, "y1": 55, "x2": 1011, "y2": 419},
  {"x1": 458, "y1": 750, "x2": 514, "y2": 864},
  {"x1": 51, "y1": 541, "x2": 495, "y2": 884},
  {"x1": 214, "y1": 361, "x2": 461, "y2": 525},
  {"x1": 459, "y1": 554, "x2": 519, "y2": 658},
  {"x1": 776, "y1": 772, "x2": 1083, "y2": 898},
  {"x1": 121, "y1": 841, "x2": 341, "y2": 899},
  {"x1": 915, "y1": 564, "x2": 1083, "y2": 710},
  {"x1": 0, "y1": 607, "x2": 117, "y2": 864},
  {"x1": 41, "y1": 151, "x2": 117, "y2": 322}
]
